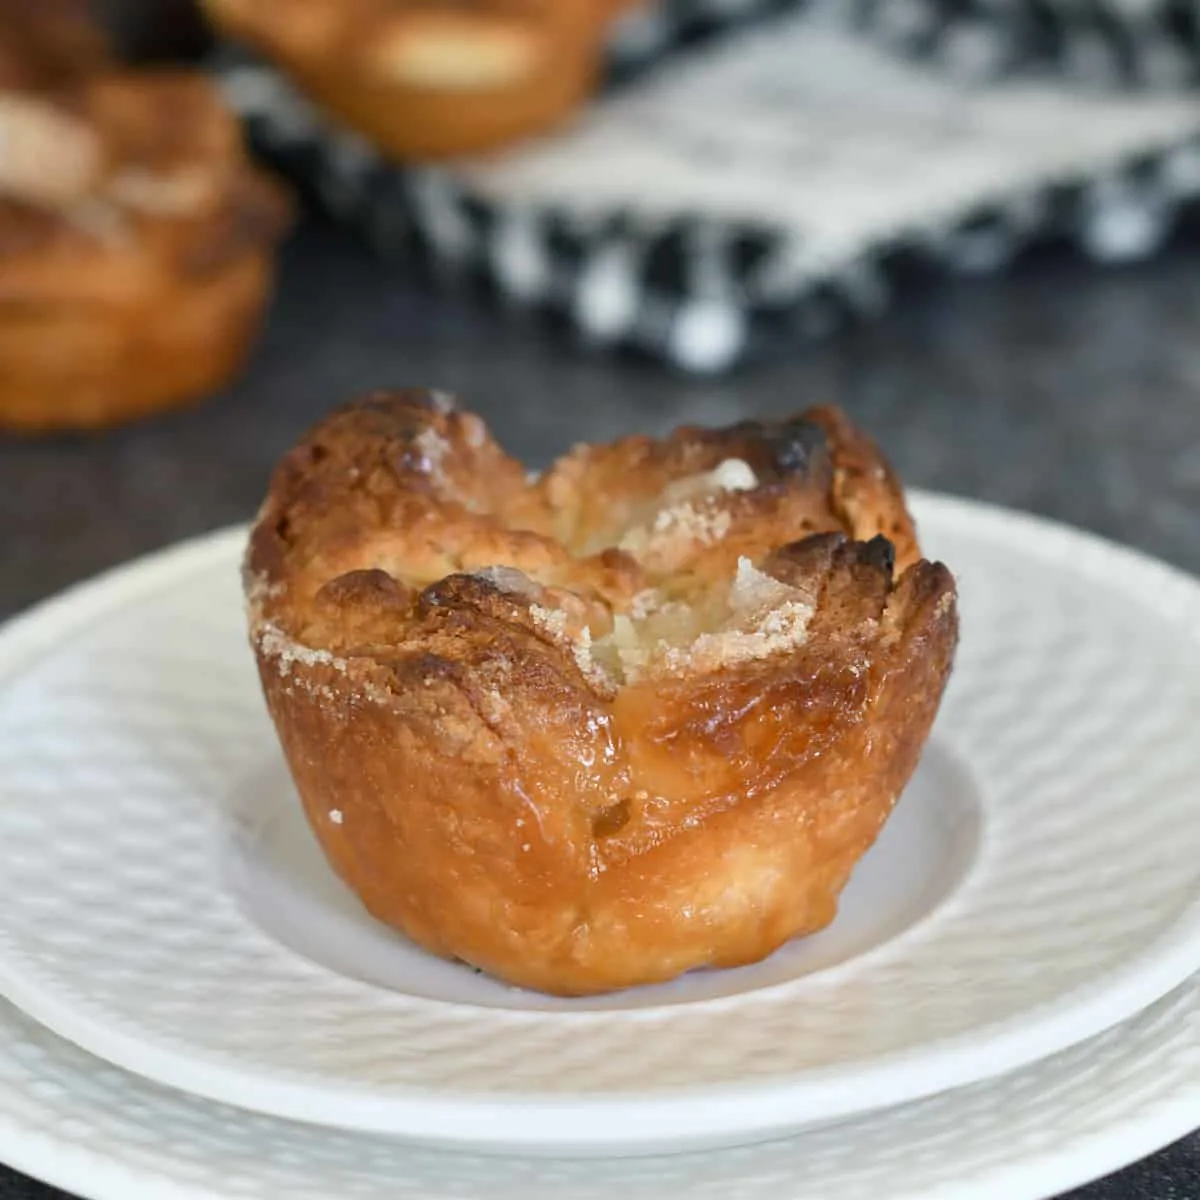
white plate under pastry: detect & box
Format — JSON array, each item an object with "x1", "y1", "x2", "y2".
[
  {"x1": 0, "y1": 972, "x2": 1197, "y2": 1199},
  {"x1": 0, "y1": 494, "x2": 1197, "y2": 1155}
]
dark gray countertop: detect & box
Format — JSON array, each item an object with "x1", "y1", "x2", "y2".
[{"x1": 0, "y1": 219, "x2": 1197, "y2": 1200}]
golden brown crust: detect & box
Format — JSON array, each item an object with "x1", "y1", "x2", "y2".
[
  {"x1": 0, "y1": 251, "x2": 275, "y2": 433},
  {"x1": 246, "y1": 392, "x2": 957, "y2": 995},
  {"x1": 202, "y1": 0, "x2": 638, "y2": 160},
  {"x1": 0, "y1": 72, "x2": 293, "y2": 434}
]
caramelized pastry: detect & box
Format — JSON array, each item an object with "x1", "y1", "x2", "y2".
[
  {"x1": 0, "y1": 71, "x2": 292, "y2": 433},
  {"x1": 245, "y1": 391, "x2": 958, "y2": 997},
  {"x1": 202, "y1": 0, "x2": 641, "y2": 160}
]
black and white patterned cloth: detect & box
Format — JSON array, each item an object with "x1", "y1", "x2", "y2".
[
  {"x1": 212, "y1": 0, "x2": 1200, "y2": 373},
  {"x1": 854, "y1": 0, "x2": 1200, "y2": 90}
]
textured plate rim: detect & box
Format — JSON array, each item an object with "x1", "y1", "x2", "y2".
[
  {"x1": 0, "y1": 979, "x2": 1195, "y2": 1200},
  {"x1": 0, "y1": 494, "x2": 1198, "y2": 1151}
]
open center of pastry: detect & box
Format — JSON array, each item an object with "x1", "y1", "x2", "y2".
[
  {"x1": 247, "y1": 391, "x2": 925, "y2": 700},
  {"x1": 505, "y1": 459, "x2": 821, "y2": 690}
]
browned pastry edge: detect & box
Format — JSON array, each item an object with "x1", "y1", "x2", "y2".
[
  {"x1": 245, "y1": 391, "x2": 958, "y2": 996},
  {"x1": 0, "y1": 72, "x2": 294, "y2": 434},
  {"x1": 0, "y1": 72, "x2": 295, "y2": 299},
  {"x1": 0, "y1": 250, "x2": 277, "y2": 433},
  {"x1": 202, "y1": 0, "x2": 640, "y2": 160}
]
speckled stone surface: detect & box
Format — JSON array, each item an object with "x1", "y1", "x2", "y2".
[{"x1": 0, "y1": 220, "x2": 1196, "y2": 1200}]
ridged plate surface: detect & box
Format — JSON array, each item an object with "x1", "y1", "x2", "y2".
[{"x1": 0, "y1": 495, "x2": 1197, "y2": 1152}]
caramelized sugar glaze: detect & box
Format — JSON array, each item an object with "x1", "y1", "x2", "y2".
[{"x1": 246, "y1": 391, "x2": 958, "y2": 995}]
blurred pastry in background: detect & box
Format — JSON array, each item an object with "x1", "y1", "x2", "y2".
[
  {"x1": 0, "y1": 71, "x2": 292, "y2": 433},
  {"x1": 201, "y1": 0, "x2": 643, "y2": 160},
  {"x1": 0, "y1": 0, "x2": 111, "y2": 89}
]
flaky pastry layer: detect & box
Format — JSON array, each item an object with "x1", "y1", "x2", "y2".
[
  {"x1": 246, "y1": 390, "x2": 958, "y2": 995},
  {"x1": 0, "y1": 71, "x2": 292, "y2": 432}
]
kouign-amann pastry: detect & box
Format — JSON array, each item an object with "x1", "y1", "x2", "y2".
[
  {"x1": 203, "y1": 0, "x2": 640, "y2": 160},
  {"x1": 0, "y1": 70, "x2": 292, "y2": 433},
  {"x1": 245, "y1": 392, "x2": 958, "y2": 996}
]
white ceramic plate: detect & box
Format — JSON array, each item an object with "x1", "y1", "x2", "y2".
[
  {"x1": 0, "y1": 977, "x2": 1197, "y2": 1200},
  {"x1": 0, "y1": 495, "x2": 1198, "y2": 1156}
]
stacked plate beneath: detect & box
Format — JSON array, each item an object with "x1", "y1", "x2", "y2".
[{"x1": 0, "y1": 493, "x2": 1197, "y2": 1195}]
